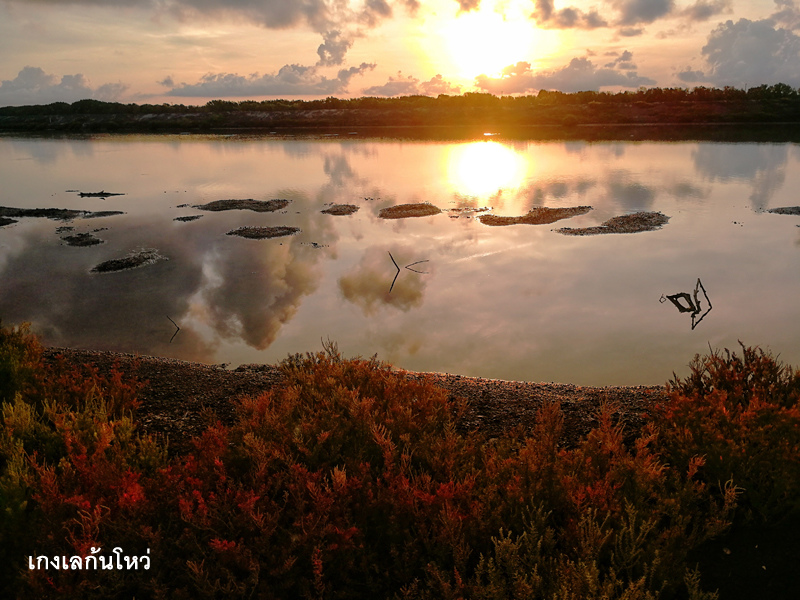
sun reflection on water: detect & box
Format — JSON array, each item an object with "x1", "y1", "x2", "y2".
[{"x1": 446, "y1": 141, "x2": 530, "y2": 200}]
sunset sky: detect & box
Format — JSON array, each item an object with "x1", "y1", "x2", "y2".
[{"x1": 1, "y1": 0, "x2": 798, "y2": 106}]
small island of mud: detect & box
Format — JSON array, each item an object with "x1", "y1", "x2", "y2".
[
  {"x1": 557, "y1": 211, "x2": 670, "y2": 236},
  {"x1": 195, "y1": 199, "x2": 290, "y2": 212},
  {"x1": 479, "y1": 206, "x2": 593, "y2": 226},
  {"x1": 174, "y1": 215, "x2": 203, "y2": 222},
  {"x1": 91, "y1": 249, "x2": 167, "y2": 273},
  {"x1": 378, "y1": 203, "x2": 441, "y2": 219},
  {"x1": 0, "y1": 206, "x2": 125, "y2": 221},
  {"x1": 62, "y1": 232, "x2": 104, "y2": 247},
  {"x1": 767, "y1": 206, "x2": 800, "y2": 216},
  {"x1": 226, "y1": 226, "x2": 300, "y2": 239},
  {"x1": 321, "y1": 204, "x2": 360, "y2": 216},
  {"x1": 0, "y1": 217, "x2": 17, "y2": 227}
]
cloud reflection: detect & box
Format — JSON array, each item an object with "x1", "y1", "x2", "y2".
[{"x1": 339, "y1": 246, "x2": 427, "y2": 315}]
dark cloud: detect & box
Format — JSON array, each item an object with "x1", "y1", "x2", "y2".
[
  {"x1": 475, "y1": 56, "x2": 656, "y2": 94},
  {"x1": 610, "y1": 0, "x2": 675, "y2": 25},
  {"x1": 604, "y1": 50, "x2": 636, "y2": 69},
  {"x1": 362, "y1": 72, "x2": 461, "y2": 96},
  {"x1": 699, "y1": 18, "x2": 800, "y2": 86},
  {"x1": 676, "y1": 67, "x2": 706, "y2": 83},
  {"x1": 678, "y1": 0, "x2": 732, "y2": 21},
  {"x1": 316, "y1": 30, "x2": 353, "y2": 66},
  {"x1": 531, "y1": 0, "x2": 608, "y2": 29},
  {"x1": 165, "y1": 62, "x2": 374, "y2": 97},
  {"x1": 0, "y1": 66, "x2": 127, "y2": 105}
]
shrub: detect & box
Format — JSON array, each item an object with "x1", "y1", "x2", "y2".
[{"x1": 657, "y1": 343, "x2": 800, "y2": 521}]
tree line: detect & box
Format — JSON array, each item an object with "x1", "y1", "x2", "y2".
[{"x1": 1, "y1": 83, "x2": 799, "y2": 116}]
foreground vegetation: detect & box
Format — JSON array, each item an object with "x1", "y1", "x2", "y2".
[
  {"x1": 4, "y1": 84, "x2": 800, "y2": 138},
  {"x1": 1, "y1": 321, "x2": 799, "y2": 598}
]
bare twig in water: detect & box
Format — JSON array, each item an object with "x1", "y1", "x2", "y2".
[
  {"x1": 404, "y1": 259, "x2": 429, "y2": 274},
  {"x1": 388, "y1": 251, "x2": 401, "y2": 293},
  {"x1": 167, "y1": 315, "x2": 180, "y2": 343}
]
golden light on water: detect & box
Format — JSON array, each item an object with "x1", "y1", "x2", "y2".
[{"x1": 447, "y1": 141, "x2": 530, "y2": 198}]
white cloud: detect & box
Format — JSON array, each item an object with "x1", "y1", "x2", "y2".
[
  {"x1": 475, "y1": 56, "x2": 656, "y2": 94},
  {"x1": 164, "y1": 62, "x2": 375, "y2": 97},
  {"x1": 362, "y1": 72, "x2": 461, "y2": 96},
  {"x1": 0, "y1": 66, "x2": 127, "y2": 105}
]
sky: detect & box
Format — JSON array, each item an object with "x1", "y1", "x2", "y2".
[{"x1": 1, "y1": 0, "x2": 799, "y2": 106}]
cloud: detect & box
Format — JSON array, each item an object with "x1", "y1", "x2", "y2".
[
  {"x1": 456, "y1": 0, "x2": 481, "y2": 12},
  {"x1": 771, "y1": 0, "x2": 800, "y2": 30},
  {"x1": 697, "y1": 18, "x2": 800, "y2": 86},
  {"x1": 362, "y1": 72, "x2": 461, "y2": 96},
  {"x1": 475, "y1": 56, "x2": 656, "y2": 94},
  {"x1": 677, "y1": 0, "x2": 732, "y2": 21},
  {"x1": 610, "y1": 0, "x2": 675, "y2": 25},
  {"x1": 531, "y1": 0, "x2": 608, "y2": 29},
  {"x1": 604, "y1": 50, "x2": 636, "y2": 69},
  {"x1": 316, "y1": 30, "x2": 353, "y2": 66},
  {"x1": 4, "y1": 0, "x2": 413, "y2": 69},
  {"x1": 165, "y1": 62, "x2": 375, "y2": 97},
  {"x1": 0, "y1": 66, "x2": 127, "y2": 105},
  {"x1": 676, "y1": 67, "x2": 706, "y2": 83}
]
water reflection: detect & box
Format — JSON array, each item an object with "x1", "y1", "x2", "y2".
[
  {"x1": 1, "y1": 135, "x2": 799, "y2": 385},
  {"x1": 339, "y1": 246, "x2": 428, "y2": 315},
  {"x1": 447, "y1": 141, "x2": 529, "y2": 199}
]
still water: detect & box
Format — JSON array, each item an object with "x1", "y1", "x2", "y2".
[{"x1": 1, "y1": 134, "x2": 798, "y2": 385}]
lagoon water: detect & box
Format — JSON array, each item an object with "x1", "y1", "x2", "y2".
[{"x1": 1, "y1": 134, "x2": 799, "y2": 385}]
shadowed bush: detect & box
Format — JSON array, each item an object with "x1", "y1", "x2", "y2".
[{"x1": 5, "y1": 325, "x2": 796, "y2": 599}]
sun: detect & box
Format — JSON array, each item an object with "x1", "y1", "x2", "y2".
[{"x1": 440, "y1": 2, "x2": 537, "y2": 80}]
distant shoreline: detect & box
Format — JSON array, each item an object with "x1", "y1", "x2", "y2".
[{"x1": 5, "y1": 93, "x2": 800, "y2": 141}]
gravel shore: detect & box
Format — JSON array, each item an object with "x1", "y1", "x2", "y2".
[{"x1": 43, "y1": 347, "x2": 668, "y2": 454}]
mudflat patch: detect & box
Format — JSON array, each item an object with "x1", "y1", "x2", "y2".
[
  {"x1": 195, "y1": 199, "x2": 290, "y2": 212},
  {"x1": 557, "y1": 211, "x2": 670, "y2": 236},
  {"x1": 0, "y1": 217, "x2": 17, "y2": 227},
  {"x1": 0, "y1": 206, "x2": 124, "y2": 221},
  {"x1": 62, "y1": 232, "x2": 104, "y2": 247},
  {"x1": 378, "y1": 203, "x2": 441, "y2": 219},
  {"x1": 479, "y1": 206, "x2": 593, "y2": 226},
  {"x1": 91, "y1": 249, "x2": 167, "y2": 273},
  {"x1": 321, "y1": 204, "x2": 360, "y2": 216},
  {"x1": 767, "y1": 206, "x2": 800, "y2": 216},
  {"x1": 226, "y1": 226, "x2": 300, "y2": 239},
  {"x1": 174, "y1": 215, "x2": 203, "y2": 222}
]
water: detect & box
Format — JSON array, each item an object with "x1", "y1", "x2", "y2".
[{"x1": 1, "y1": 134, "x2": 798, "y2": 386}]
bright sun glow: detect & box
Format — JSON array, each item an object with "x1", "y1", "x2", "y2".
[
  {"x1": 441, "y1": 2, "x2": 537, "y2": 79},
  {"x1": 447, "y1": 141, "x2": 530, "y2": 198}
]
